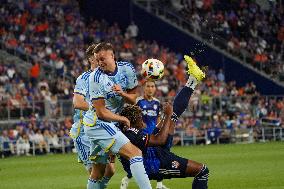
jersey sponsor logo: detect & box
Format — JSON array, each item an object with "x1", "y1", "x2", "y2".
[
  {"x1": 142, "y1": 110, "x2": 158, "y2": 116},
  {"x1": 106, "y1": 91, "x2": 120, "y2": 99},
  {"x1": 171, "y1": 161, "x2": 180, "y2": 169}
]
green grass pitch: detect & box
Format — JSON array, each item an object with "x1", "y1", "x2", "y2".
[{"x1": 1, "y1": 142, "x2": 284, "y2": 189}]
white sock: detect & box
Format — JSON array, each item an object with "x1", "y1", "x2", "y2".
[
  {"x1": 185, "y1": 75, "x2": 198, "y2": 90},
  {"x1": 122, "y1": 176, "x2": 131, "y2": 183},
  {"x1": 156, "y1": 181, "x2": 163, "y2": 188},
  {"x1": 129, "y1": 156, "x2": 152, "y2": 189}
]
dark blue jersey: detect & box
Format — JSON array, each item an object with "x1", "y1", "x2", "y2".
[
  {"x1": 136, "y1": 96, "x2": 160, "y2": 134},
  {"x1": 120, "y1": 127, "x2": 167, "y2": 176}
]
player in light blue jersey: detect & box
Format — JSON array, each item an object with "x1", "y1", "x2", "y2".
[
  {"x1": 121, "y1": 80, "x2": 170, "y2": 189},
  {"x1": 70, "y1": 44, "x2": 115, "y2": 189},
  {"x1": 85, "y1": 42, "x2": 152, "y2": 189}
]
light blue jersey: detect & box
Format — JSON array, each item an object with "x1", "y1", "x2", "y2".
[
  {"x1": 70, "y1": 70, "x2": 92, "y2": 138},
  {"x1": 70, "y1": 70, "x2": 93, "y2": 170},
  {"x1": 85, "y1": 61, "x2": 138, "y2": 155},
  {"x1": 86, "y1": 61, "x2": 152, "y2": 189},
  {"x1": 89, "y1": 61, "x2": 138, "y2": 115}
]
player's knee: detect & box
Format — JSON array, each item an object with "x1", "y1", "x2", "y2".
[
  {"x1": 128, "y1": 144, "x2": 142, "y2": 157},
  {"x1": 106, "y1": 163, "x2": 115, "y2": 177},
  {"x1": 195, "y1": 165, "x2": 209, "y2": 180},
  {"x1": 90, "y1": 164, "x2": 105, "y2": 180},
  {"x1": 119, "y1": 142, "x2": 142, "y2": 160}
]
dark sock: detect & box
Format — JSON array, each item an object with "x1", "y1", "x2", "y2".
[
  {"x1": 192, "y1": 165, "x2": 209, "y2": 189},
  {"x1": 171, "y1": 86, "x2": 194, "y2": 121}
]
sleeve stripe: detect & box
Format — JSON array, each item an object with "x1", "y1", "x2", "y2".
[
  {"x1": 74, "y1": 91, "x2": 86, "y2": 97},
  {"x1": 91, "y1": 97, "x2": 105, "y2": 101}
]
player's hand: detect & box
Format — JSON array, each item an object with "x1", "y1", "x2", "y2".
[
  {"x1": 120, "y1": 116, "x2": 130, "y2": 128},
  {"x1": 163, "y1": 102, "x2": 173, "y2": 116},
  {"x1": 112, "y1": 84, "x2": 124, "y2": 96}
]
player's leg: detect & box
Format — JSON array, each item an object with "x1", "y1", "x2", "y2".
[
  {"x1": 120, "y1": 157, "x2": 133, "y2": 189},
  {"x1": 120, "y1": 175, "x2": 132, "y2": 189},
  {"x1": 171, "y1": 55, "x2": 205, "y2": 122},
  {"x1": 85, "y1": 122, "x2": 152, "y2": 189},
  {"x1": 156, "y1": 179, "x2": 170, "y2": 189},
  {"x1": 185, "y1": 160, "x2": 209, "y2": 189},
  {"x1": 87, "y1": 145, "x2": 110, "y2": 189},
  {"x1": 88, "y1": 163, "x2": 106, "y2": 189},
  {"x1": 99, "y1": 156, "x2": 115, "y2": 189},
  {"x1": 74, "y1": 133, "x2": 107, "y2": 189},
  {"x1": 118, "y1": 142, "x2": 152, "y2": 189}
]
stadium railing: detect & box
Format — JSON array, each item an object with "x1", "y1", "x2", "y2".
[
  {"x1": 175, "y1": 126, "x2": 284, "y2": 146},
  {"x1": 1, "y1": 95, "x2": 283, "y2": 127},
  {"x1": 0, "y1": 137, "x2": 73, "y2": 158},
  {"x1": 1, "y1": 126, "x2": 283, "y2": 158},
  {"x1": 0, "y1": 99, "x2": 73, "y2": 121}
]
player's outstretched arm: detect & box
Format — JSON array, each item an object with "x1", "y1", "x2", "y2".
[
  {"x1": 148, "y1": 103, "x2": 173, "y2": 146},
  {"x1": 93, "y1": 98, "x2": 130, "y2": 127},
  {"x1": 73, "y1": 93, "x2": 89, "y2": 111}
]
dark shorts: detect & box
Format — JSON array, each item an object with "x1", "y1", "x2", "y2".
[
  {"x1": 163, "y1": 134, "x2": 174, "y2": 151},
  {"x1": 149, "y1": 148, "x2": 188, "y2": 180}
]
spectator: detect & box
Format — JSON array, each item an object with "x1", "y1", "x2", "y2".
[
  {"x1": 16, "y1": 133, "x2": 30, "y2": 156},
  {"x1": 0, "y1": 130, "x2": 15, "y2": 157},
  {"x1": 125, "y1": 21, "x2": 139, "y2": 38},
  {"x1": 33, "y1": 129, "x2": 48, "y2": 153},
  {"x1": 29, "y1": 61, "x2": 40, "y2": 87}
]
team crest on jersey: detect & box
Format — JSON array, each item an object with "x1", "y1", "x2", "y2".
[
  {"x1": 171, "y1": 161, "x2": 180, "y2": 169},
  {"x1": 153, "y1": 104, "x2": 158, "y2": 110}
]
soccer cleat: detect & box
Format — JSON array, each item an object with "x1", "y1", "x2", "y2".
[
  {"x1": 156, "y1": 184, "x2": 170, "y2": 189},
  {"x1": 77, "y1": 156, "x2": 83, "y2": 163},
  {"x1": 184, "y1": 55, "x2": 206, "y2": 82},
  {"x1": 120, "y1": 176, "x2": 130, "y2": 189}
]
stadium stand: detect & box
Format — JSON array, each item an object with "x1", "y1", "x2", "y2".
[
  {"x1": 0, "y1": 0, "x2": 283, "y2": 157},
  {"x1": 149, "y1": 0, "x2": 284, "y2": 80}
]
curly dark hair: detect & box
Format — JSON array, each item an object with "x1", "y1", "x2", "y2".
[{"x1": 120, "y1": 105, "x2": 143, "y2": 127}]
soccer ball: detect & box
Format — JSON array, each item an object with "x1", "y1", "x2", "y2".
[{"x1": 141, "y1": 58, "x2": 164, "y2": 80}]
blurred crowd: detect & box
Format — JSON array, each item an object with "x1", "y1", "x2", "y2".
[
  {"x1": 162, "y1": 0, "x2": 284, "y2": 79},
  {"x1": 0, "y1": 114, "x2": 73, "y2": 156},
  {"x1": 0, "y1": 0, "x2": 284, "y2": 156}
]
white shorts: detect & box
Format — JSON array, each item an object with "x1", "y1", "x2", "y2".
[{"x1": 84, "y1": 120, "x2": 129, "y2": 156}]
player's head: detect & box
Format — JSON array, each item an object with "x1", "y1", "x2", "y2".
[
  {"x1": 120, "y1": 105, "x2": 146, "y2": 129},
  {"x1": 143, "y1": 80, "x2": 156, "y2": 99},
  {"x1": 86, "y1": 43, "x2": 99, "y2": 70},
  {"x1": 93, "y1": 42, "x2": 116, "y2": 73}
]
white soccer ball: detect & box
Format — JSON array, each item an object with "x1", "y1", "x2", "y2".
[{"x1": 141, "y1": 58, "x2": 164, "y2": 80}]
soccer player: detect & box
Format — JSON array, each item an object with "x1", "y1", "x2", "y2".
[
  {"x1": 86, "y1": 42, "x2": 152, "y2": 189},
  {"x1": 119, "y1": 56, "x2": 209, "y2": 189},
  {"x1": 70, "y1": 43, "x2": 115, "y2": 188},
  {"x1": 121, "y1": 80, "x2": 170, "y2": 189}
]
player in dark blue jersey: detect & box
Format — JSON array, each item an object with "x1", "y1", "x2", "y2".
[
  {"x1": 137, "y1": 81, "x2": 161, "y2": 134},
  {"x1": 119, "y1": 56, "x2": 209, "y2": 189},
  {"x1": 121, "y1": 80, "x2": 170, "y2": 189}
]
